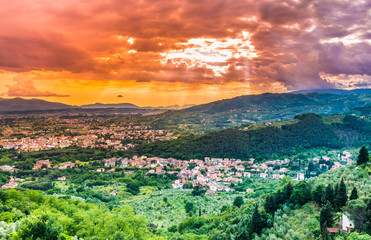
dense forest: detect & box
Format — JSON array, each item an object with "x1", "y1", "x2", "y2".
[{"x1": 131, "y1": 113, "x2": 371, "y2": 161}]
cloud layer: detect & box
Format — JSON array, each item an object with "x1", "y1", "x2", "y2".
[
  {"x1": 4, "y1": 77, "x2": 70, "y2": 97},
  {"x1": 0, "y1": 0, "x2": 370, "y2": 99}
]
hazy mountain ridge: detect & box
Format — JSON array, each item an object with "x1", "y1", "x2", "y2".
[
  {"x1": 290, "y1": 88, "x2": 371, "y2": 95},
  {"x1": 0, "y1": 97, "x2": 73, "y2": 112},
  {"x1": 140, "y1": 91, "x2": 371, "y2": 131},
  {"x1": 80, "y1": 102, "x2": 139, "y2": 109},
  {"x1": 0, "y1": 98, "x2": 195, "y2": 112},
  {"x1": 1, "y1": 89, "x2": 370, "y2": 115}
]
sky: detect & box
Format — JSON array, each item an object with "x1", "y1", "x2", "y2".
[{"x1": 0, "y1": 0, "x2": 370, "y2": 106}]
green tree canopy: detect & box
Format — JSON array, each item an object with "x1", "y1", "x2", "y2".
[
  {"x1": 345, "y1": 199, "x2": 369, "y2": 232},
  {"x1": 335, "y1": 178, "x2": 348, "y2": 210},
  {"x1": 312, "y1": 184, "x2": 326, "y2": 205},
  {"x1": 325, "y1": 184, "x2": 335, "y2": 206},
  {"x1": 16, "y1": 214, "x2": 62, "y2": 240},
  {"x1": 357, "y1": 146, "x2": 369, "y2": 166},
  {"x1": 233, "y1": 196, "x2": 244, "y2": 208},
  {"x1": 350, "y1": 187, "x2": 359, "y2": 201},
  {"x1": 290, "y1": 181, "x2": 310, "y2": 206},
  {"x1": 320, "y1": 201, "x2": 334, "y2": 235}
]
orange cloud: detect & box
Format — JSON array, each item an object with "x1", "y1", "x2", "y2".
[
  {"x1": 5, "y1": 77, "x2": 70, "y2": 97},
  {"x1": 0, "y1": 0, "x2": 369, "y2": 105}
]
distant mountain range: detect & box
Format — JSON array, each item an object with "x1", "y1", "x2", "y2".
[
  {"x1": 0, "y1": 98, "x2": 195, "y2": 112},
  {"x1": 144, "y1": 104, "x2": 196, "y2": 110},
  {"x1": 0, "y1": 98, "x2": 73, "y2": 112},
  {"x1": 139, "y1": 89, "x2": 371, "y2": 131},
  {"x1": 80, "y1": 103, "x2": 139, "y2": 109},
  {"x1": 290, "y1": 88, "x2": 371, "y2": 95},
  {"x1": 0, "y1": 89, "x2": 370, "y2": 115}
]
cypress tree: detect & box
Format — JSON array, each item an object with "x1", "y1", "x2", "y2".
[
  {"x1": 334, "y1": 183, "x2": 339, "y2": 209},
  {"x1": 284, "y1": 182, "x2": 293, "y2": 201},
  {"x1": 320, "y1": 202, "x2": 334, "y2": 229},
  {"x1": 357, "y1": 146, "x2": 369, "y2": 166},
  {"x1": 365, "y1": 200, "x2": 371, "y2": 231},
  {"x1": 311, "y1": 184, "x2": 325, "y2": 205},
  {"x1": 325, "y1": 185, "x2": 334, "y2": 206},
  {"x1": 321, "y1": 222, "x2": 330, "y2": 240},
  {"x1": 308, "y1": 160, "x2": 315, "y2": 171},
  {"x1": 264, "y1": 195, "x2": 274, "y2": 213},
  {"x1": 276, "y1": 189, "x2": 284, "y2": 205},
  {"x1": 251, "y1": 205, "x2": 264, "y2": 236},
  {"x1": 349, "y1": 187, "x2": 358, "y2": 200},
  {"x1": 336, "y1": 178, "x2": 348, "y2": 210},
  {"x1": 334, "y1": 184, "x2": 339, "y2": 199}
]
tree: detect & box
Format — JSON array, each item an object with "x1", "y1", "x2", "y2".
[
  {"x1": 233, "y1": 196, "x2": 244, "y2": 208},
  {"x1": 220, "y1": 205, "x2": 229, "y2": 213},
  {"x1": 308, "y1": 161, "x2": 315, "y2": 172},
  {"x1": 284, "y1": 182, "x2": 293, "y2": 201},
  {"x1": 250, "y1": 205, "x2": 264, "y2": 237},
  {"x1": 334, "y1": 183, "x2": 339, "y2": 203},
  {"x1": 311, "y1": 184, "x2": 326, "y2": 205},
  {"x1": 364, "y1": 200, "x2": 371, "y2": 233},
  {"x1": 192, "y1": 185, "x2": 206, "y2": 196},
  {"x1": 16, "y1": 214, "x2": 62, "y2": 240},
  {"x1": 264, "y1": 195, "x2": 276, "y2": 213},
  {"x1": 335, "y1": 178, "x2": 348, "y2": 210},
  {"x1": 126, "y1": 181, "x2": 140, "y2": 195},
  {"x1": 349, "y1": 187, "x2": 358, "y2": 200},
  {"x1": 320, "y1": 202, "x2": 334, "y2": 234},
  {"x1": 357, "y1": 146, "x2": 369, "y2": 166},
  {"x1": 345, "y1": 199, "x2": 368, "y2": 232},
  {"x1": 328, "y1": 161, "x2": 334, "y2": 170},
  {"x1": 290, "y1": 181, "x2": 310, "y2": 206},
  {"x1": 185, "y1": 202, "x2": 194, "y2": 213},
  {"x1": 325, "y1": 184, "x2": 334, "y2": 206},
  {"x1": 275, "y1": 189, "x2": 285, "y2": 205},
  {"x1": 343, "y1": 232, "x2": 371, "y2": 240},
  {"x1": 182, "y1": 182, "x2": 193, "y2": 189},
  {"x1": 187, "y1": 162, "x2": 197, "y2": 170},
  {"x1": 19, "y1": 159, "x2": 34, "y2": 170}
]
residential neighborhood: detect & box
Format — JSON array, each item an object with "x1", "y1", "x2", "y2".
[{"x1": 0, "y1": 116, "x2": 176, "y2": 152}]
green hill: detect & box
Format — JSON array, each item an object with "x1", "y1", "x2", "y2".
[
  {"x1": 131, "y1": 113, "x2": 371, "y2": 161},
  {"x1": 173, "y1": 161, "x2": 371, "y2": 240},
  {"x1": 139, "y1": 91, "x2": 371, "y2": 131}
]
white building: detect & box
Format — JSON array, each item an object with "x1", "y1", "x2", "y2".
[
  {"x1": 296, "y1": 173, "x2": 305, "y2": 181},
  {"x1": 342, "y1": 213, "x2": 354, "y2": 232}
]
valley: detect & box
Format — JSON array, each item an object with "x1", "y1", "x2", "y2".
[{"x1": 0, "y1": 91, "x2": 370, "y2": 240}]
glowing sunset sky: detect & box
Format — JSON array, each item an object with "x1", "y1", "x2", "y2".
[{"x1": 0, "y1": 0, "x2": 370, "y2": 106}]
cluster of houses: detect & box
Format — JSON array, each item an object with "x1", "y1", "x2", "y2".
[
  {"x1": 0, "y1": 165, "x2": 18, "y2": 172},
  {"x1": 97, "y1": 153, "x2": 352, "y2": 193},
  {"x1": 0, "y1": 176, "x2": 23, "y2": 189},
  {"x1": 0, "y1": 117, "x2": 175, "y2": 152},
  {"x1": 32, "y1": 160, "x2": 78, "y2": 170},
  {"x1": 0, "y1": 150, "x2": 354, "y2": 194}
]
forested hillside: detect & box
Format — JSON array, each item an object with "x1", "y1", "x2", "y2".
[
  {"x1": 172, "y1": 158, "x2": 371, "y2": 240},
  {"x1": 0, "y1": 145, "x2": 369, "y2": 240},
  {"x1": 131, "y1": 113, "x2": 371, "y2": 161},
  {"x1": 138, "y1": 92, "x2": 371, "y2": 131}
]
